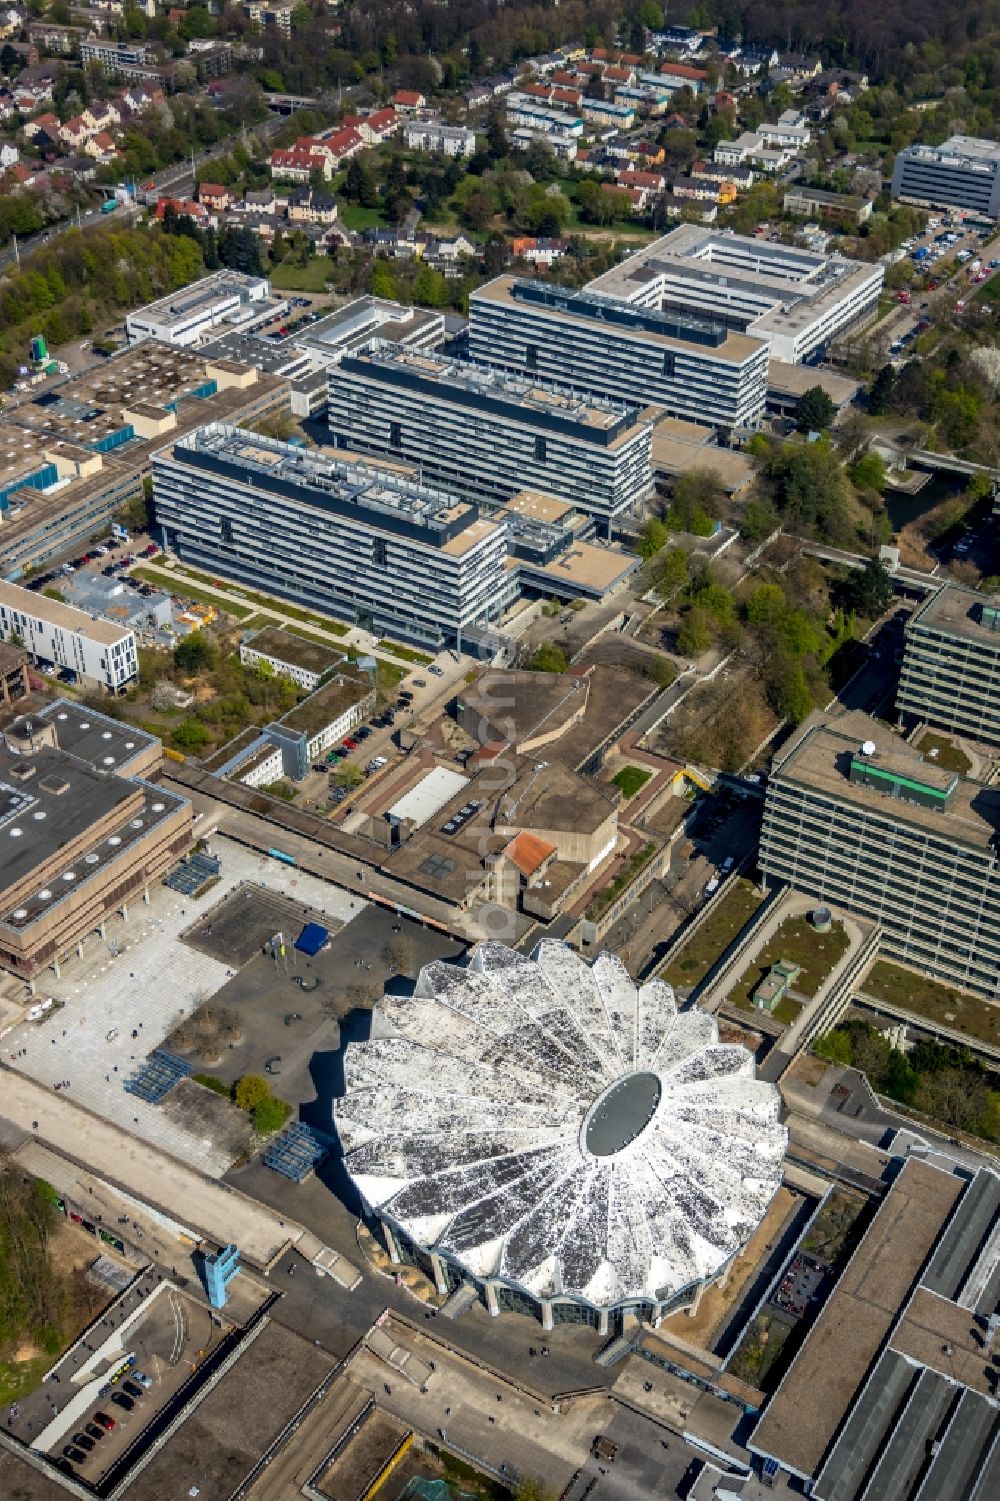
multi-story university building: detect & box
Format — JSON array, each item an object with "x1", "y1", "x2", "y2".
[
  {"x1": 125, "y1": 271, "x2": 273, "y2": 347},
  {"x1": 0, "y1": 703, "x2": 191, "y2": 984},
  {"x1": 759, "y1": 710, "x2": 1000, "y2": 1001},
  {"x1": 897, "y1": 584, "x2": 1000, "y2": 747},
  {"x1": 585, "y1": 225, "x2": 884, "y2": 365},
  {"x1": 891, "y1": 135, "x2": 1000, "y2": 219},
  {"x1": 468, "y1": 277, "x2": 769, "y2": 435},
  {"x1": 325, "y1": 341, "x2": 655, "y2": 532},
  {"x1": 0, "y1": 580, "x2": 137, "y2": 692},
  {"x1": 152, "y1": 424, "x2": 509, "y2": 649}
]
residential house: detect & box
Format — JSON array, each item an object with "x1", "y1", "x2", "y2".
[
  {"x1": 361, "y1": 226, "x2": 421, "y2": 259},
  {"x1": 510, "y1": 235, "x2": 568, "y2": 267},
  {"x1": 340, "y1": 107, "x2": 398, "y2": 145},
  {"x1": 658, "y1": 62, "x2": 708, "y2": 93},
  {"x1": 511, "y1": 126, "x2": 577, "y2": 161},
  {"x1": 590, "y1": 49, "x2": 644, "y2": 67},
  {"x1": 197, "y1": 181, "x2": 231, "y2": 212},
  {"x1": 392, "y1": 89, "x2": 425, "y2": 113},
  {"x1": 154, "y1": 196, "x2": 210, "y2": 225},
  {"x1": 83, "y1": 130, "x2": 118, "y2": 162},
  {"x1": 22, "y1": 111, "x2": 60, "y2": 145},
  {"x1": 121, "y1": 81, "x2": 164, "y2": 114},
  {"x1": 287, "y1": 187, "x2": 337, "y2": 225},
  {"x1": 269, "y1": 147, "x2": 331, "y2": 184},
  {"x1": 26, "y1": 21, "x2": 83, "y2": 54},
  {"x1": 463, "y1": 84, "x2": 492, "y2": 109},
  {"x1": 603, "y1": 64, "x2": 636, "y2": 87},
  {"x1": 0, "y1": 142, "x2": 18, "y2": 170},
  {"x1": 616, "y1": 168, "x2": 666, "y2": 192},
  {"x1": 671, "y1": 175, "x2": 719, "y2": 201},
  {"x1": 734, "y1": 44, "x2": 780, "y2": 75},
  {"x1": 776, "y1": 52, "x2": 822, "y2": 83},
  {"x1": 631, "y1": 140, "x2": 666, "y2": 165},
  {"x1": 299, "y1": 126, "x2": 362, "y2": 164},
  {"x1": 82, "y1": 101, "x2": 121, "y2": 132},
  {"x1": 602, "y1": 180, "x2": 648, "y2": 214},
  {"x1": 58, "y1": 116, "x2": 90, "y2": 150},
  {"x1": 240, "y1": 187, "x2": 277, "y2": 215}
]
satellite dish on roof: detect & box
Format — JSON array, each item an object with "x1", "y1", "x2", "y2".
[{"x1": 861, "y1": 739, "x2": 876, "y2": 757}]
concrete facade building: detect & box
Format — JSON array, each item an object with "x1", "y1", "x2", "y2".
[
  {"x1": 469, "y1": 276, "x2": 769, "y2": 434},
  {"x1": 585, "y1": 225, "x2": 884, "y2": 364},
  {"x1": 897, "y1": 585, "x2": 1000, "y2": 747},
  {"x1": 152, "y1": 424, "x2": 509, "y2": 649},
  {"x1": 326, "y1": 341, "x2": 655, "y2": 530},
  {"x1": 239, "y1": 625, "x2": 342, "y2": 692},
  {"x1": 759, "y1": 710, "x2": 1000, "y2": 1000},
  {"x1": 208, "y1": 666, "x2": 375, "y2": 786},
  {"x1": 125, "y1": 271, "x2": 273, "y2": 347},
  {"x1": 891, "y1": 135, "x2": 1000, "y2": 218},
  {"x1": 0, "y1": 702, "x2": 191, "y2": 983},
  {"x1": 0, "y1": 642, "x2": 29, "y2": 706},
  {"x1": 0, "y1": 580, "x2": 137, "y2": 692},
  {"x1": 402, "y1": 122, "x2": 476, "y2": 157}
]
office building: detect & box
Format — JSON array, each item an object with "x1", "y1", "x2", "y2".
[
  {"x1": 336, "y1": 941, "x2": 786, "y2": 1330},
  {"x1": 585, "y1": 225, "x2": 883, "y2": 364},
  {"x1": 125, "y1": 271, "x2": 273, "y2": 347},
  {"x1": 469, "y1": 277, "x2": 769, "y2": 434},
  {"x1": 239, "y1": 625, "x2": 342, "y2": 692},
  {"x1": 752, "y1": 1157, "x2": 1000, "y2": 1498},
  {"x1": 207, "y1": 666, "x2": 375, "y2": 787},
  {"x1": 152, "y1": 424, "x2": 508, "y2": 649},
  {"x1": 0, "y1": 703, "x2": 192, "y2": 983},
  {"x1": 759, "y1": 709, "x2": 1000, "y2": 1000},
  {"x1": 892, "y1": 135, "x2": 1000, "y2": 218},
  {"x1": 326, "y1": 341, "x2": 655, "y2": 530},
  {"x1": 897, "y1": 584, "x2": 1000, "y2": 747},
  {"x1": 0, "y1": 343, "x2": 287, "y2": 578},
  {"x1": 0, "y1": 580, "x2": 137, "y2": 692}
]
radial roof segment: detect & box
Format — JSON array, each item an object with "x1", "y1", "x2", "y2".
[{"x1": 335, "y1": 941, "x2": 787, "y2": 1311}]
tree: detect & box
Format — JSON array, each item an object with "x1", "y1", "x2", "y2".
[
  {"x1": 344, "y1": 155, "x2": 378, "y2": 208},
  {"x1": 669, "y1": 468, "x2": 723, "y2": 534},
  {"x1": 412, "y1": 262, "x2": 447, "y2": 307},
  {"x1": 369, "y1": 260, "x2": 396, "y2": 299},
  {"x1": 233, "y1": 1075, "x2": 270, "y2": 1111},
  {"x1": 174, "y1": 630, "x2": 218, "y2": 672},
  {"x1": 814, "y1": 1028, "x2": 853, "y2": 1066},
  {"x1": 773, "y1": 662, "x2": 813, "y2": 724},
  {"x1": 845, "y1": 557, "x2": 894, "y2": 617},
  {"x1": 849, "y1": 449, "x2": 887, "y2": 493},
  {"x1": 797, "y1": 386, "x2": 836, "y2": 433},
  {"x1": 253, "y1": 1096, "x2": 288, "y2": 1134},
  {"x1": 531, "y1": 642, "x2": 567, "y2": 673},
  {"x1": 677, "y1": 606, "x2": 712, "y2": 657},
  {"x1": 869, "y1": 363, "x2": 896, "y2": 415},
  {"x1": 335, "y1": 762, "x2": 364, "y2": 788},
  {"x1": 172, "y1": 717, "x2": 211, "y2": 753},
  {"x1": 485, "y1": 110, "x2": 508, "y2": 161},
  {"x1": 745, "y1": 583, "x2": 787, "y2": 627},
  {"x1": 637, "y1": 517, "x2": 669, "y2": 559},
  {"x1": 483, "y1": 232, "x2": 508, "y2": 277}
]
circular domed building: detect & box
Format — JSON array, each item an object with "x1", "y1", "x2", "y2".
[{"x1": 335, "y1": 941, "x2": 786, "y2": 1332}]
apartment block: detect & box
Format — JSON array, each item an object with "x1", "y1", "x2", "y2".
[
  {"x1": 586, "y1": 226, "x2": 883, "y2": 364},
  {"x1": 152, "y1": 424, "x2": 509, "y2": 650},
  {"x1": 759, "y1": 710, "x2": 1000, "y2": 1001},
  {"x1": 469, "y1": 277, "x2": 769, "y2": 434},
  {"x1": 897, "y1": 584, "x2": 1000, "y2": 746},
  {"x1": 326, "y1": 341, "x2": 654, "y2": 530},
  {"x1": 0, "y1": 580, "x2": 137, "y2": 692},
  {"x1": 892, "y1": 135, "x2": 1000, "y2": 218},
  {"x1": 402, "y1": 122, "x2": 476, "y2": 157}
]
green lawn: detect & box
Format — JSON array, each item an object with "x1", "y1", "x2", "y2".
[
  {"x1": 338, "y1": 202, "x2": 386, "y2": 231},
  {"x1": 915, "y1": 731, "x2": 972, "y2": 775},
  {"x1": 727, "y1": 915, "x2": 850, "y2": 1013},
  {"x1": 861, "y1": 959, "x2": 1000, "y2": 1049},
  {"x1": 612, "y1": 765, "x2": 653, "y2": 800},
  {"x1": 380, "y1": 641, "x2": 434, "y2": 665},
  {"x1": 0, "y1": 1353, "x2": 51, "y2": 1407},
  {"x1": 136, "y1": 563, "x2": 350, "y2": 637},
  {"x1": 660, "y1": 879, "x2": 767, "y2": 993},
  {"x1": 269, "y1": 259, "x2": 334, "y2": 292}
]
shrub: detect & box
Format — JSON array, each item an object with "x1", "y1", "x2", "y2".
[
  {"x1": 192, "y1": 1073, "x2": 231, "y2": 1097},
  {"x1": 233, "y1": 1074, "x2": 270, "y2": 1111}
]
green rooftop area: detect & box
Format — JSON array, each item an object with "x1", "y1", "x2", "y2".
[
  {"x1": 245, "y1": 624, "x2": 342, "y2": 678},
  {"x1": 727, "y1": 913, "x2": 850, "y2": 1014},
  {"x1": 861, "y1": 959, "x2": 1000, "y2": 1050},
  {"x1": 661, "y1": 879, "x2": 767, "y2": 994},
  {"x1": 914, "y1": 731, "x2": 973, "y2": 776},
  {"x1": 280, "y1": 669, "x2": 373, "y2": 739}
]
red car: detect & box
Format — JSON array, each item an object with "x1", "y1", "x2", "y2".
[
  {"x1": 142, "y1": 544, "x2": 159, "y2": 557},
  {"x1": 342, "y1": 737, "x2": 358, "y2": 750},
  {"x1": 93, "y1": 1412, "x2": 115, "y2": 1432}
]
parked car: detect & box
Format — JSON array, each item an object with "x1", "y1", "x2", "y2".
[
  {"x1": 342, "y1": 737, "x2": 358, "y2": 750},
  {"x1": 131, "y1": 1371, "x2": 152, "y2": 1389},
  {"x1": 93, "y1": 1412, "x2": 115, "y2": 1431},
  {"x1": 72, "y1": 1434, "x2": 96, "y2": 1452},
  {"x1": 63, "y1": 1445, "x2": 87, "y2": 1464},
  {"x1": 356, "y1": 726, "x2": 372, "y2": 740},
  {"x1": 411, "y1": 678, "x2": 427, "y2": 688},
  {"x1": 84, "y1": 1423, "x2": 106, "y2": 1442},
  {"x1": 429, "y1": 664, "x2": 444, "y2": 677},
  {"x1": 111, "y1": 1392, "x2": 135, "y2": 1413},
  {"x1": 122, "y1": 1380, "x2": 144, "y2": 1400}
]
